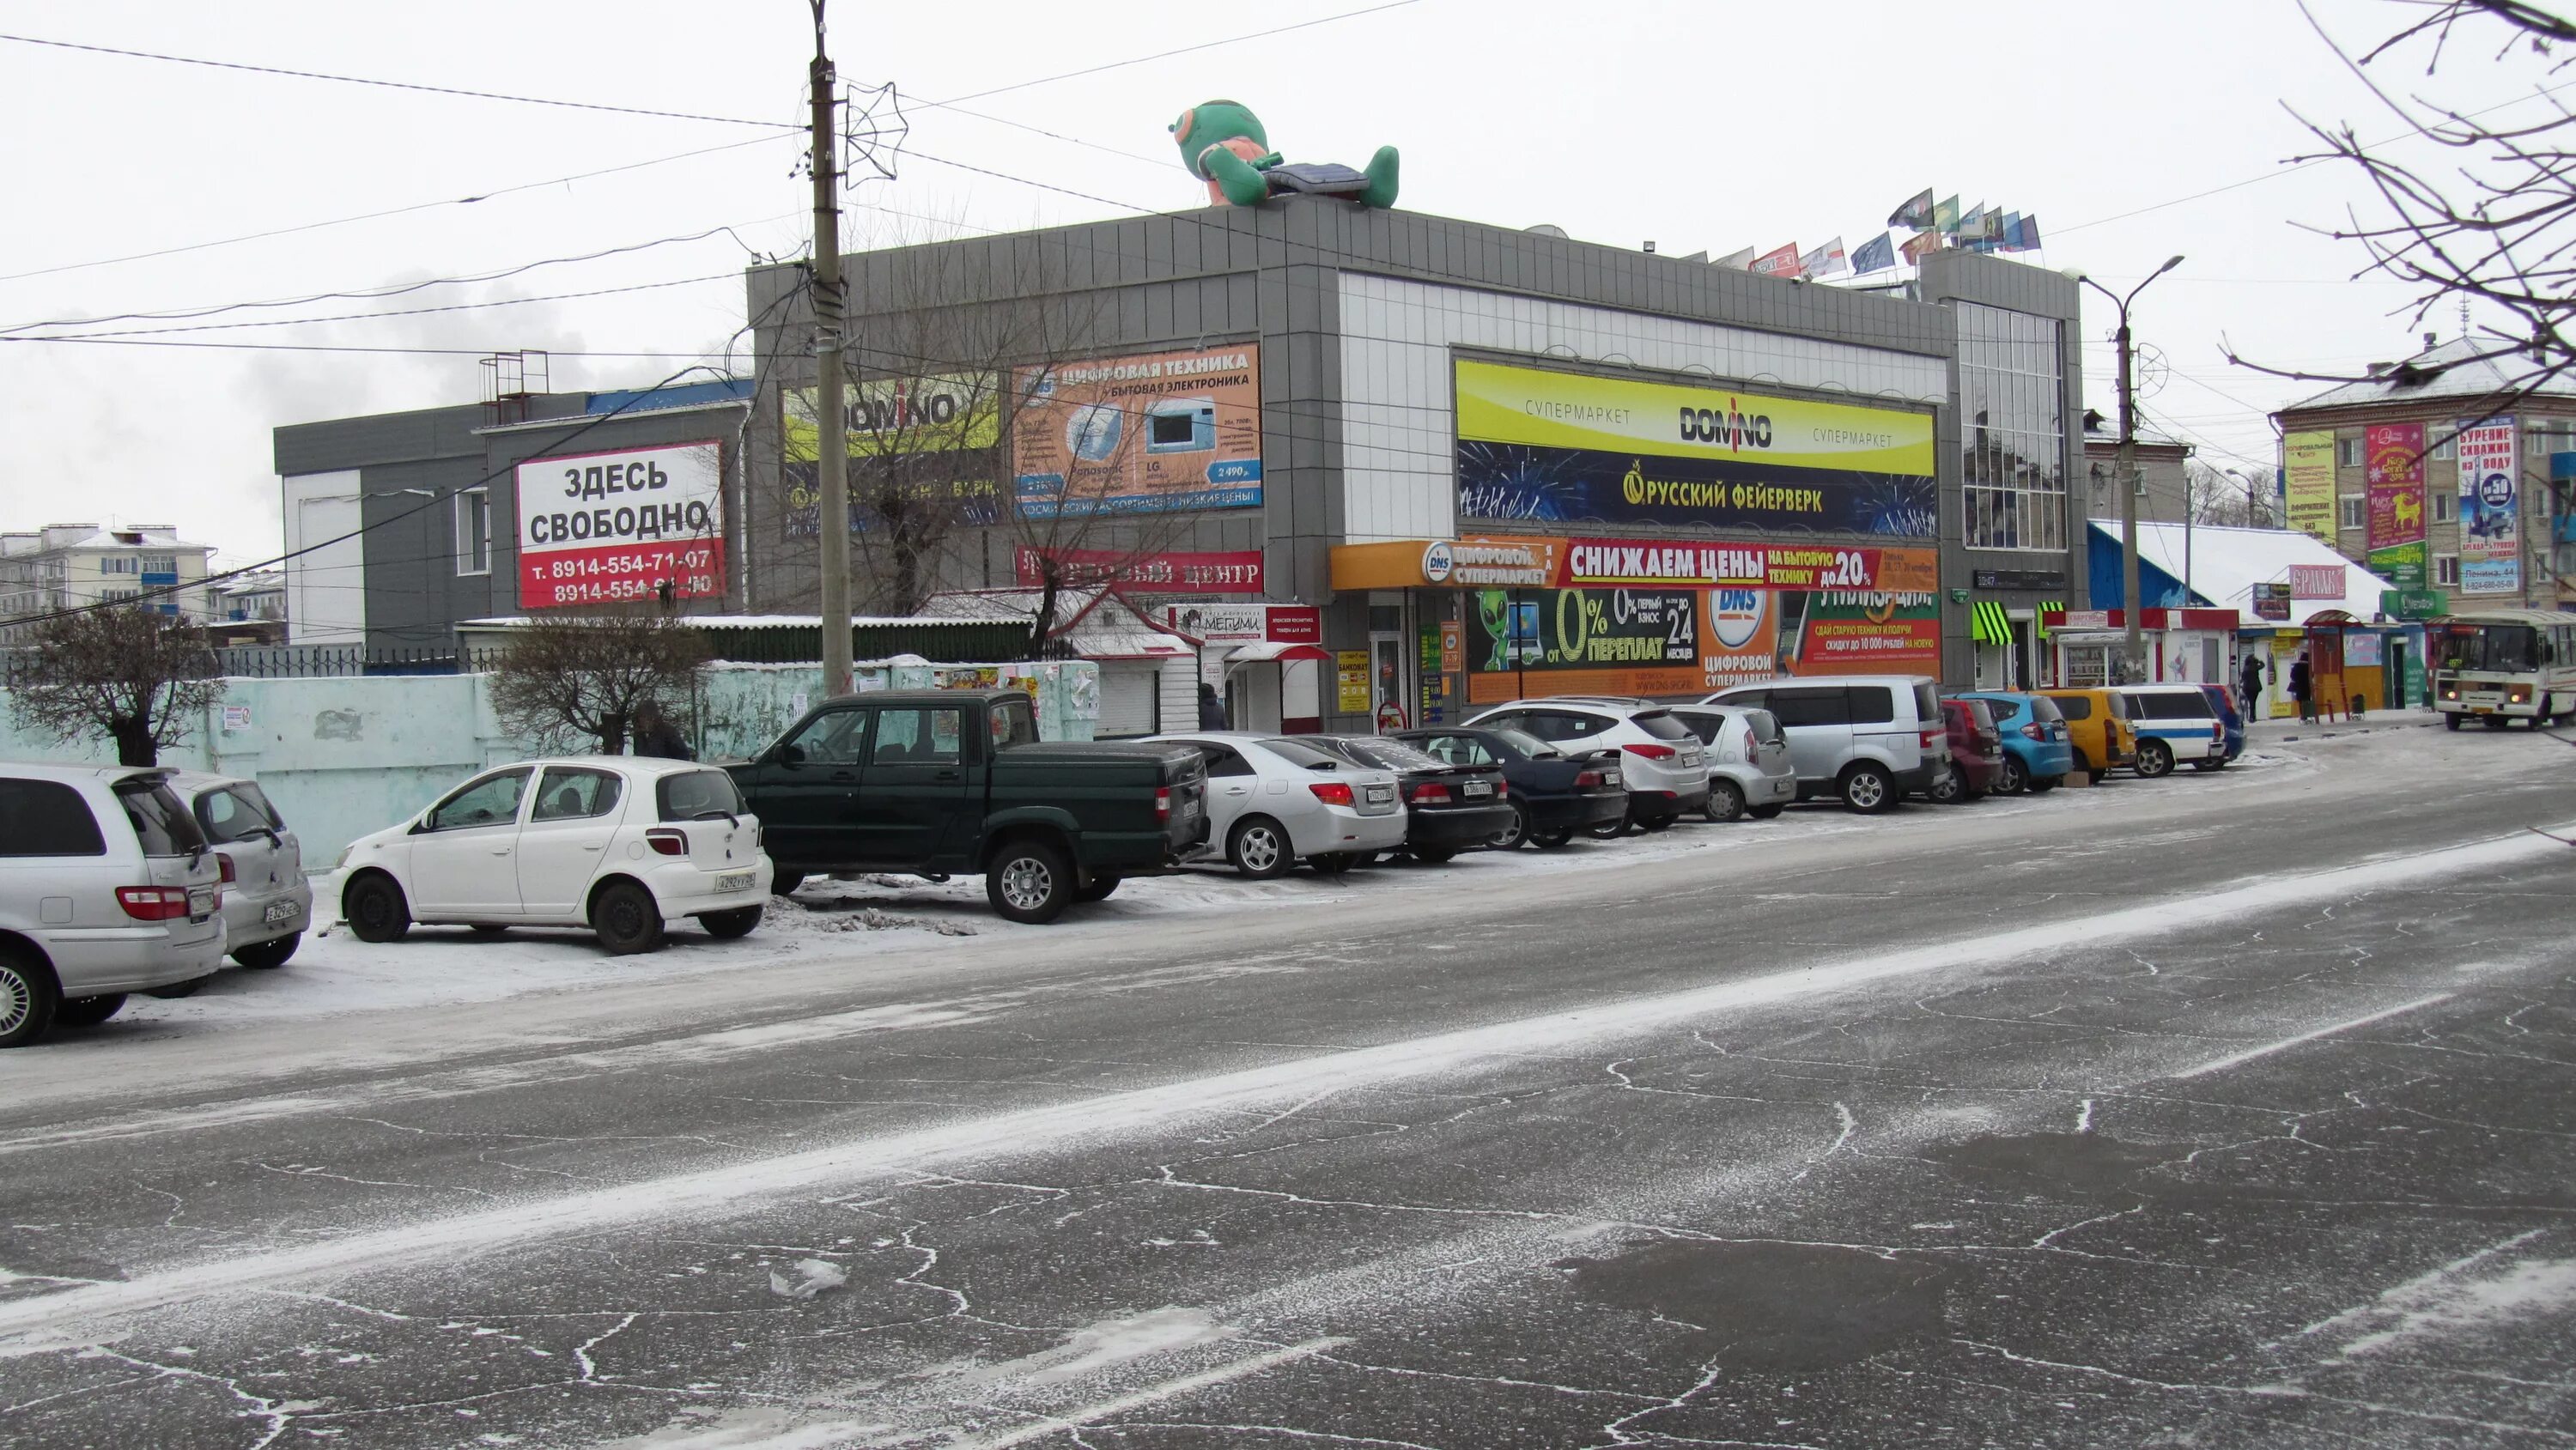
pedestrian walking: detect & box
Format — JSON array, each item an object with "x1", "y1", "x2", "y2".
[
  {"x1": 1197, "y1": 682, "x2": 1230, "y2": 730},
  {"x1": 2288, "y1": 652, "x2": 2314, "y2": 725},
  {"x1": 630, "y1": 698, "x2": 694, "y2": 760},
  {"x1": 2239, "y1": 651, "x2": 2267, "y2": 725}
]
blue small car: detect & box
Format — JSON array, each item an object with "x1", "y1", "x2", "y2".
[
  {"x1": 1956, "y1": 691, "x2": 2075, "y2": 793},
  {"x1": 2196, "y1": 683, "x2": 2245, "y2": 764}
]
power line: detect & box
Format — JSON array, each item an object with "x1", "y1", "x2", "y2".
[
  {"x1": 930, "y1": 0, "x2": 1425, "y2": 106},
  {"x1": 28, "y1": 274, "x2": 741, "y2": 341},
  {"x1": 0, "y1": 30, "x2": 796, "y2": 129}
]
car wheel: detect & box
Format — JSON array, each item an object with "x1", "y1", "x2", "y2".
[
  {"x1": 1747, "y1": 804, "x2": 1785, "y2": 820},
  {"x1": 2443, "y1": 713, "x2": 2463, "y2": 731},
  {"x1": 1840, "y1": 762, "x2": 1898, "y2": 813},
  {"x1": 698, "y1": 906, "x2": 763, "y2": 938},
  {"x1": 1928, "y1": 768, "x2": 1962, "y2": 805},
  {"x1": 2029, "y1": 775, "x2": 2063, "y2": 793},
  {"x1": 343, "y1": 872, "x2": 412, "y2": 943},
  {"x1": 1412, "y1": 846, "x2": 1457, "y2": 865},
  {"x1": 0, "y1": 948, "x2": 60, "y2": 1048},
  {"x1": 1995, "y1": 755, "x2": 2028, "y2": 795},
  {"x1": 1587, "y1": 808, "x2": 1631, "y2": 840},
  {"x1": 2069, "y1": 749, "x2": 2093, "y2": 779},
  {"x1": 1637, "y1": 814, "x2": 1674, "y2": 833},
  {"x1": 1309, "y1": 852, "x2": 1358, "y2": 877},
  {"x1": 2190, "y1": 758, "x2": 2226, "y2": 772},
  {"x1": 1705, "y1": 780, "x2": 1746, "y2": 822},
  {"x1": 468, "y1": 924, "x2": 511, "y2": 937},
  {"x1": 1532, "y1": 829, "x2": 1577, "y2": 849},
  {"x1": 2136, "y1": 740, "x2": 2176, "y2": 779},
  {"x1": 52, "y1": 994, "x2": 125, "y2": 1028},
  {"x1": 144, "y1": 978, "x2": 208, "y2": 1000},
  {"x1": 770, "y1": 871, "x2": 806, "y2": 896},
  {"x1": 1488, "y1": 801, "x2": 1532, "y2": 850},
  {"x1": 987, "y1": 839, "x2": 1075, "y2": 924},
  {"x1": 231, "y1": 932, "x2": 301, "y2": 969},
  {"x1": 589, "y1": 880, "x2": 667, "y2": 956},
  {"x1": 1077, "y1": 875, "x2": 1121, "y2": 902},
  {"x1": 1227, "y1": 816, "x2": 1293, "y2": 880}
]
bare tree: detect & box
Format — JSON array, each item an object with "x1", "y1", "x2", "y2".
[
  {"x1": 486, "y1": 615, "x2": 711, "y2": 755},
  {"x1": 2187, "y1": 460, "x2": 2277, "y2": 527},
  {"x1": 2232, "y1": 2, "x2": 2576, "y2": 402},
  {"x1": 5, "y1": 606, "x2": 222, "y2": 767}
]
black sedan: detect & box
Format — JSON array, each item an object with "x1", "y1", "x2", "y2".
[
  {"x1": 1391, "y1": 725, "x2": 1629, "y2": 850},
  {"x1": 1301, "y1": 736, "x2": 1515, "y2": 863}
]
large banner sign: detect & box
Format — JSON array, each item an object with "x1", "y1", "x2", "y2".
[
  {"x1": 2456, "y1": 416, "x2": 2520, "y2": 595},
  {"x1": 2282, "y1": 430, "x2": 2337, "y2": 543},
  {"x1": 1555, "y1": 537, "x2": 1938, "y2": 592},
  {"x1": 2365, "y1": 422, "x2": 2429, "y2": 588},
  {"x1": 1012, "y1": 346, "x2": 1263, "y2": 519},
  {"x1": 1452, "y1": 359, "x2": 1938, "y2": 536},
  {"x1": 1014, "y1": 546, "x2": 1263, "y2": 594},
  {"x1": 782, "y1": 376, "x2": 1005, "y2": 538},
  {"x1": 1465, "y1": 586, "x2": 1704, "y2": 696},
  {"x1": 516, "y1": 441, "x2": 725, "y2": 610},
  {"x1": 1780, "y1": 590, "x2": 1942, "y2": 675}
]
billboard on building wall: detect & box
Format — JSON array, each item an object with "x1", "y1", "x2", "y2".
[
  {"x1": 1011, "y1": 346, "x2": 1263, "y2": 519},
  {"x1": 515, "y1": 440, "x2": 726, "y2": 610},
  {"x1": 2365, "y1": 422, "x2": 2429, "y2": 588},
  {"x1": 781, "y1": 375, "x2": 1005, "y2": 538},
  {"x1": 2456, "y1": 416, "x2": 2521, "y2": 595},
  {"x1": 2282, "y1": 430, "x2": 2337, "y2": 543},
  {"x1": 1451, "y1": 359, "x2": 1939, "y2": 537},
  {"x1": 1776, "y1": 590, "x2": 1943, "y2": 676}
]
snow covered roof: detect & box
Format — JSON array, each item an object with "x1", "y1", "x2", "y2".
[
  {"x1": 2281, "y1": 335, "x2": 2576, "y2": 413},
  {"x1": 2123, "y1": 522, "x2": 2396, "y2": 625},
  {"x1": 914, "y1": 589, "x2": 1192, "y2": 660}
]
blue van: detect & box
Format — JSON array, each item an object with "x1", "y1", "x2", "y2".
[
  {"x1": 1955, "y1": 691, "x2": 2075, "y2": 794},
  {"x1": 2196, "y1": 683, "x2": 2245, "y2": 766}
]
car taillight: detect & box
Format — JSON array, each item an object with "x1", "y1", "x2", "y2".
[
  {"x1": 1575, "y1": 769, "x2": 1605, "y2": 787},
  {"x1": 1407, "y1": 781, "x2": 1452, "y2": 804},
  {"x1": 117, "y1": 886, "x2": 190, "y2": 921},
  {"x1": 645, "y1": 828, "x2": 689, "y2": 856},
  {"x1": 1155, "y1": 786, "x2": 1172, "y2": 822},
  {"x1": 1919, "y1": 729, "x2": 1941, "y2": 750},
  {"x1": 1309, "y1": 782, "x2": 1355, "y2": 806},
  {"x1": 216, "y1": 853, "x2": 236, "y2": 883},
  {"x1": 2021, "y1": 724, "x2": 2044, "y2": 741},
  {"x1": 1492, "y1": 779, "x2": 1507, "y2": 798},
  {"x1": 2212, "y1": 722, "x2": 2225, "y2": 741},
  {"x1": 1624, "y1": 743, "x2": 1677, "y2": 760}
]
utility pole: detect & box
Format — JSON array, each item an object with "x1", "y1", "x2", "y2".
[
  {"x1": 2067, "y1": 256, "x2": 2184, "y2": 685},
  {"x1": 809, "y1": 1, "x2": 851, "y2": 697}
]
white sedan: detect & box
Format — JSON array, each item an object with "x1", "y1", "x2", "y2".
[
  {"x1": 1142, "y1": 732, "x2": 1407, "y2": 878},
  {"x1": 333, "y1": 757, "x2": 773, "y2": 955}
]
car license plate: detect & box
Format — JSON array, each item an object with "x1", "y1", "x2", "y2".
[
  {"x1": 188, "y1": 886, "x2": 216, "y2": 918},
  {"x1": 1366, "y1": 785, "x2": 1394, "y2": 804},
  {"x1": 716, "y1": 871, "x2": 756, "y2": 893},
  {"x1": 1181, "y1": 798, "x2": 1200, "y2": 819},
  {"x1": 1462, "y1": 780, "x2": 1492, "y2": 798},
  {"x1": 262, "y1": 901, "x2": 301, "y2": 925},
  {"x1": 2475, "y1": 706, "x2": 2494, "y2": 714},
  {"x1": 1603, "y1": 769, "x2": 1622, "y2": 786}
]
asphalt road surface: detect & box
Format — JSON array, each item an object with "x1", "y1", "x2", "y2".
[{"x1": 3, "y1": 720, "x2": 2573, "y2": 1449}]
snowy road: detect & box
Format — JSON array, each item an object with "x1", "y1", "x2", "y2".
[{"x1": 3, "y1": 719, "x2": 2573, "y2": 1447}]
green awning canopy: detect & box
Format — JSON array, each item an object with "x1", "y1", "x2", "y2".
[
  {"x1": 1971, "y1": 600, "x2": 2014, "y2": 645},
  {"x1": 2035, "y1": 600, "x2": 2063, "y2": 639}
]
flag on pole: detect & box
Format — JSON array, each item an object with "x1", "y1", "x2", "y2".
[
  {"x1": 1998, "y1": 212, "x2": 2026, "y2": 249},
  {"x1": 2011, "y1": 215, "x2": 2042, "y2": 252},
  {"x1": 1958, "y1": 203, "x2": 1987, "y2": 240},
  {"x1": 1710, "y1": 245, "x2": 1757, "y2": 270},
  {"x1": 1933, "y1": 195, "x2": 1961, "y2": 234},
  {"x1": 1798, "y1": 236, "x2": 1849, "y2": 278},
  {"x1": 1749, "y1": 242, "x2": 1802, "y2": 277},
  {"x1": 1849, "y1": 232, "x2": 1897, "y2": 275},
  {"x1": 1887, "y1": 189, "x2": 1935, "y2": 229},
  {"x1": 1901, "y1": 230, "x2": 1944, "y2": 264}
]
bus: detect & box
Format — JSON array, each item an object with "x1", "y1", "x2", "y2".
[{"x1": 2430, "y1": 609, "x2": 2576, "y2": 730}]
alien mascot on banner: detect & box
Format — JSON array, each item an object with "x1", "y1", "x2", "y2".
[{"x1": 1170, "y1": 100, "x2": 1400, "y2": 209}]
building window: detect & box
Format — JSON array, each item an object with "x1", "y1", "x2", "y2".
[
  {"x1": 2436, "y1": 553, "x2": 2461, "y2": 586},
  {"x1": 2428, "y1": 434, "x2": 2456, "y2": 461},
  {"x1": 2338, "y1": 436, "x2": 2362, "y2": 468},
  {"x1": 138, "y1": 554, "x2": 175, "y2": 575},
  {"x1": 458, "y1": 488, "x2": 491, "y2": 576},
  {"x1": 101, "y1": 587, "x2": 137, "y2": 602},
  {"x1": 2339, "y1": 496, "x2": 2366, "y2": 531},
  {"x1": 101, "y1": 556, "x2": 135, "y2": 574},
  {"x1": 2432, "y1": 490, "x2": 2455, "y2": 524},
  {"x1": 1955, "y1": 303, "x2": 2067, "y2": 553}
]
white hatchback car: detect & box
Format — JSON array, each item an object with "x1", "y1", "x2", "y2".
[
  {"x1": 169, "y1": 770, "x2": 312, "y2": 970},
  {"x1": 1143, "y1": 732, "x2": 1406, "y2": 878},
  {"x1": 1462, "y1": 698, "x2": 1713, "y2": 833},
  {"x1": 334, "y1": 758, "x2": 772, "y2": 956}
]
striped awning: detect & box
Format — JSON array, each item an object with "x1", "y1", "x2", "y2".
[
  {"x1": 1971, "y1": 600, "x2": 2014, "y2": 645},
  {"x1": 2035, "y1": 600, "x2": 2064, "y2": 638}
]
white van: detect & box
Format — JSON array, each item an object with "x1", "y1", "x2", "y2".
[
  {"x1": 0, "y1": 764, "x2": 228, "y2": 1046},
  {"x1": 1703, "y1": 676, "x2": 1951, "y2": 812},
  {"x1": 2113, "y1": 685, "x2": 2227, "y2": 778}
]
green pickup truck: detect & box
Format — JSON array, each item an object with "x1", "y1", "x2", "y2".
[{"x1": 726, "y1": 689, "x2": 1211, "y2": 924}]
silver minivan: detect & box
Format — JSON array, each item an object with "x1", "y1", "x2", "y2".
[
  {"x1": 1704, "y1": 676, "x2": 1951, "y2": 813},
  {"x1": 0, "y1": 763, "x2": 228, "y2": 1046},
  {"x1": 171, "y1": 771, "x2": 311, "y2": 969}
]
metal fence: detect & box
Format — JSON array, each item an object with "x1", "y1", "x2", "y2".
[{"x1": 1, "y1": 644, "x2": 510, "y2": 683}]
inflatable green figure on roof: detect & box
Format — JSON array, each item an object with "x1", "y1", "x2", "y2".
[{"x1": 1170, "y1": 100, "x2": 1400, "y2": 209}]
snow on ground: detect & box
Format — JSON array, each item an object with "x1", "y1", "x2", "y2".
[{"x1": 75, "y1": 723, "x2": 2383, "y2": 1037}]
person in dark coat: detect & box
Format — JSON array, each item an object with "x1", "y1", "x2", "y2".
[
  {"x1": 2288, "y1": 653, "x2": 2314, "y2": 725},
  {"x1": 630, "y1": 698, "x2": 694, "y2": 760},
  {"x1": 1197, "y1": 682, "x2": 1230, "y2": 731},
  {"x1": 2239, "y1": 651, "x2": 2267, "y2": 725}
]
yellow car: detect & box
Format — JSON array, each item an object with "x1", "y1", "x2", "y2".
[{"x1": 2037, "y1": 689, "x2": 2139, "y2": 779}]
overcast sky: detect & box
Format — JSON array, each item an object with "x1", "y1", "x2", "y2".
[{"x1": 0, "y1": 0, "x2": 2543, "y2": 567}]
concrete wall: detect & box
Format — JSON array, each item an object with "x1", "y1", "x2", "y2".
[{"x1": 0, "y1": 661, "x2": 1099, "y2": 865}]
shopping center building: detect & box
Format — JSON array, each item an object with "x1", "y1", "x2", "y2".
[{"x1": 742, "y1": 196, "x2": 2089, "y2": 731}]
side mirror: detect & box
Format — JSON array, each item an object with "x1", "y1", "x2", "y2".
[{"x1": 777, "y1": 743, "x2": 806, "y2": 767}]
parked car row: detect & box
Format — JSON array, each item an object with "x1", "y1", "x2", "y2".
[{"x1": 0, "y1": 676, "x2": 2255, "y2": 1047}]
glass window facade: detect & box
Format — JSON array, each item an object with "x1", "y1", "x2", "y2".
[{"x1": 1956, "y1": 303, "x2": 2068, "y2": 553}]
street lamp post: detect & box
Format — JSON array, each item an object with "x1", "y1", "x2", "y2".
[{"x1": 2065, "y1": 256, "x2": 2184, "y2": 684}]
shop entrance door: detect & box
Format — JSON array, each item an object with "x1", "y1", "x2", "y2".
[{"x1": 1369, "y1": 595, "x2": 1413, "y2": 732}]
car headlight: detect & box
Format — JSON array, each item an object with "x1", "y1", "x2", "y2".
[{"x1": 328, "y1": 844, "x2": 355, "y2": 872}]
